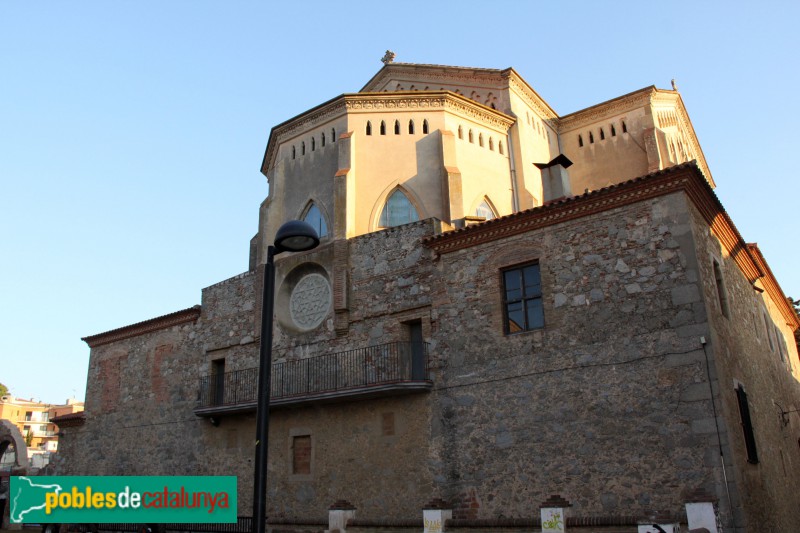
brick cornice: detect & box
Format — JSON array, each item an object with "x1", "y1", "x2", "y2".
[
  {"x1": 424, "y1": 162, "x2": 776, "y2": 316},
  {"x1": 747, "y1": 244, "x2": 800, "y2": 329},
  {"x1": 82, "y1": 305, "x2": 201, "y2": 348},
  {"x1": 51, "y1": 412, "x2": 85, "y2": 427}
]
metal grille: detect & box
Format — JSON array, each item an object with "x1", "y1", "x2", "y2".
[{"x1": 198, "y1": 342, "x2": 429, "y2": 408}]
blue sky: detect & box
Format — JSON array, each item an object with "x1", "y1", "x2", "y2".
[{"x1": 2, "y1": 1, "x2": 798, "y2": 404}]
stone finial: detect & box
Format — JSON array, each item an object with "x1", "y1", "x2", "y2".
[
  {"x1": 671, "y1": 79, "x2": 678, "y2": 91},
  {"x1": 329, "y1": 499, "x2": 356, "y2": 510},
  {"x1": 381, "y1": 50, "x2": 396, "y2": 64},
  {"x1": 539, "y1": 494, "x2": 572, "y2": 508}
]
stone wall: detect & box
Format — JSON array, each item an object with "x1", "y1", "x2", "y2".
[
  {"x1": 427, "y1": 192, "x2": 720, "y2": 519},
  {"x1": 60, "y1": 173, "x2": 800, "y2": 527},
  {"x1": 688, "y1": 199, "x2": 800, "y2": 532}
]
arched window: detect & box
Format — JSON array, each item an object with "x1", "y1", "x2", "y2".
[
  {"x1": 311, "y1": 137, "x2": 316, "y2": 151},
  {"x1": 292, "y1": 146, "x2": 296, "y2": 159},
  {"x1": 479, "y1": 133, "x2": 484, "y2": 147},
  {"x1": 409, "y1": 120, "x2": 415, "y2": 134},
  {"x1": 394, "y1": 120, "x2": 400, "y2": 135},
  {"x1": 610, "y1": 124, "x2": 616, "y2": 137},
  {"x1": 578, "y1": 135, "x2": 584, "y2": 147},
  {"x1": 380, "y1": 121, "x2": 386, "y2": 135},
  {"x1": 379, "y1": 189, "x2": 420, "y2": 228},
  {"x1": 331, "y1": 128, "x2": 336, "y2": 142},
  {"x1": 366, "y1": 121, "x2": 372, "y2": 136},
  {"x1": 458, "y1": 125, "x2": 463, "y2": 139},
  {"x1": 499, "y1": 141, "x2": 504, "y2": 155},
  {"x1": 321, "y1": 133, "x2": 326, "y2": 147},
  {"x1": 303, "y1": 203, "x2": 328, "y2": 238},
  {"x1": 469, "y1": 130, "x2": 474, "y2": 143},
  {"x1": 589, "y1": 132, "x2": 594, "y2": 144},
  {"x1": 475, "y1": 199, "x2": 496, "y2": 220},
  {"x1": 422, "y1": 120, "x2": 429, "y2": 134},
  {"x1": 489, "y1": 137, "x2": 494, "y2": 151},
  {"x1": 302, "y1": 141, "x2": 306, "y2": 155}
]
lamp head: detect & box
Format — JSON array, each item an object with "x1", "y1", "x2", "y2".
[{"x1": 274, "y1": 220, "x2": 320, "y2": 254}]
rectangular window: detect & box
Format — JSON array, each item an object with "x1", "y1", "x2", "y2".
[
  {"x1": 24, "y1": 411, "x2": 32, "y2": 421},
  {"x1": 774, "y1": 325, "x2": 785, "y2": 363},
  {"x1": 292, "y1": 435, "x2": 312, "y2": 475},
  {"x1": 211, "y1": 358, "x2": 225, "y2": 406},
  {"x1": 735, "y1": 383, "x2": 759, "y2": 464},
  {"x1": 763, "y1": 313, "x2": 774, "y2": 351},
  {"x1": 713, "y1": 260, "x2": 729, "y2": 318},
  {"x1": 381, "y1": 412, "x2": 396, "y2": 436},
  {"x1": 503, "y1": 262, "x2": 544, "y2": 334}
]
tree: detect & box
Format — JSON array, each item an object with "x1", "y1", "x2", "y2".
[
  {"x1": 25, "y1": 429, "x2": 33, "y2": 447},
  {"x1": 0, "y1": 382, "x2": 8, "y2": 397}
]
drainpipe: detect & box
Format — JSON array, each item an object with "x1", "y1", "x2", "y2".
[{"x1": 506, "y1": 126, "x2": 520, "y2": 213}]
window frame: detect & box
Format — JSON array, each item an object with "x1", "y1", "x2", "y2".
[
  {"x1": 501, "y1": 261, "x2": 545, "y2": 335},
  {"x1": 735, "y1": 382, "x2": 759, "y2": 464}
]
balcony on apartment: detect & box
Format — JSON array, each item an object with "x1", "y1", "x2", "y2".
[{"x1": 194, "y1": 341, "x2": 432, "y2": 417}]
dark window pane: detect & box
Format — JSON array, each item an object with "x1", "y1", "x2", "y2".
[
  {"x1": 522, "y1": 264, "x2": 541, "y2": 297},
  {"x1": 526, "y1": 298, "x2": 544, "y2": 329},
  {"x1": 504, "y1": 271, "x2": 522, "y2": 301},
  {"x1": 506, "y1": 302, "x2": 524, "y2": 333},
  {"x1": 503, "y1": 262, "x2": 544, "y2": 334}
]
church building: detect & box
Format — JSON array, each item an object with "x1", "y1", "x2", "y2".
[{"x1": 59, "y1": 58, "x2": 800, "y2": 532}]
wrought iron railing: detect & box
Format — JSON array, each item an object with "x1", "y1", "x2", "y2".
[{"x1": 197, "y1": 341, "x2": 430, "y2": 408}]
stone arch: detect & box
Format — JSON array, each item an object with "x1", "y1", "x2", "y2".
[
  {"x1": 0, "y1": 419, "x2": 29, "y2": 474},
  {"x1": 298, "y1": 199, "x2": 330, "y2": 239},
  {"x1": 369, "y1": 182, "x2": 427, "y2": 231},
  {"x1": 470, "y1": 195, "x2": 499, "y2": 220}
]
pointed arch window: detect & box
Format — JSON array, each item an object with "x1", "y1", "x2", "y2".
[
  {"x1": 599, "y1": 129, "x2": 605, "y2": 141},
  {"x1": 331, "y1": 128, "x2": 336, "y2": 142},
  {"x1": 311, "y1": 137, "x2": 316, "y2": 151},
  {"x1": 302, "y1": 141, "x2": 306, "y2": 155},
  {"x1": 469, "y1": 129, "x2": 474, "y2": 143},
  {"x1": 622, "y1": 121, "x2": 628, "y2": 133},
  {"x1": 409, "y1": 120, "x2": 415, "y2": 134},
  {"x1": 499, "y1": 140, "x2": 504, "y2": 155},
  {"x1": 489, "y1": 137, "x2": 494, "y2": 151},
  {"x1": 366, "y1": 121, "x2": 372, "y2": 136},
  {"x1": 379, "y1": 189, "x2": 420, "y2": 228},
  {"x1": 479, "y1": 133, "x2": 484, "y2": 147},
  {"x1": 321, "y1": 133, "x2": 326, "y2": 147},
  {"x1": 610, "y1": 124, "x2": 616, "y2": 137},
  {"x1": 578, "y1": 135, "x2": 584, "y2": 147},
  {"x1": 589, "y1": 132, "x2": 594, "y2": 144},
  {"x1": 422, "y1": 120, "x2": 429, "y2": 134},
  {"x1": 380, "y1": 121, "x2": 386, "y2": 135},
  {"x1": 458, "y1": 125, "x2": 463, "y2": 139},
  {"x1": 303, "y1": 203, "x2": 328, "y2": 239},
  {"x1": 292, "y1": 146, "x2": 296, "y2": 159},
  {"x1": 475, "y1": 199, "x2": 496, "y2": 220},
  {"x1": 394, "y1": 120, "x2": 400, "y2": 135}
]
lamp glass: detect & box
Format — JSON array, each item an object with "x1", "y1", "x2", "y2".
[{"x1": 278, "y1": 234, "x2": 317, "y2": 251}]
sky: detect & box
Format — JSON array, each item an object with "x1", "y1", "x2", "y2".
[{"x1": 2, "y1": 1, "x2": 798, "y2": 404}]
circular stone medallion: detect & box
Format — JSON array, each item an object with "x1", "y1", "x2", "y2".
[{"x1": 289, "y1": 273, "x2": 332, "y2": 330}]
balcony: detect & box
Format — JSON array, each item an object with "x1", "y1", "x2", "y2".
[{"x1": 194, "y1": 341, "x2": 432, "y2": 417}]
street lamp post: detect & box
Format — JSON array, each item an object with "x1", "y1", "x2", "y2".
[{"x1": 253, "y1": 220, "x2": 319, "y2": 533}]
